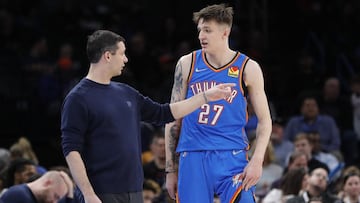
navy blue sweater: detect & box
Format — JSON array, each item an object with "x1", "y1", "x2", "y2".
[
  {"x1": 0, "y1": 184, "x2": 37, "y2": 203},
  {"x1": 61, "y1": 79, "x2": 174, "y2": 194}
]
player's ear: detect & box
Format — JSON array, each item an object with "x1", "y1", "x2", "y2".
[{"x1": 222, "y1": 26, "x2": 230, "y2": 39}]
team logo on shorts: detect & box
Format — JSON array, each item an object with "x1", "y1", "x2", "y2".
[
  {"x1": 232, "y1": 173, "x2": 242, "y2": 188},
  {"x1": 228, "y1": 66, "x2": 239, "y2": 78}
]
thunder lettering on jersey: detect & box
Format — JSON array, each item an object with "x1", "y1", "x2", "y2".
[{"x1": 176, "y1": 50, "x2": 250, "y2": 152}]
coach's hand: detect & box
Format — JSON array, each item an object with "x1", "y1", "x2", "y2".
[
  {"x1": 166, "y1": 172, "x2": 178, "y2": 200},
  {"x1": 85, "y1": 194, "x2": 102, "y2": 203}
]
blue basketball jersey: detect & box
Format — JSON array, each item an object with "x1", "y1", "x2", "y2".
[{"x1": 177, "y1": 50, "x2": 250, "y2": 152}]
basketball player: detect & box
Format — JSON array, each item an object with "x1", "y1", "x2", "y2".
[{"x1": 165, "y1": 4, "x2": 272, "y2": 202}]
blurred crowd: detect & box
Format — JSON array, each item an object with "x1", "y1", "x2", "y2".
[{"x1": 1, "y1": 0, "x2": 360, "y2": 202}]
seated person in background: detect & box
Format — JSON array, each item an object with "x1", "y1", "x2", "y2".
[
  {"x1": 291, "y1": 133, "x2": 330, "y2": 176},
  {"x1": 9, "y1": 137, "x2": 47, "y2": 174},
  {"x1": 271, "y1": 151, "x2": 308, "y2": 189},
  {"x1": 0, "y1": 170, "x2": 73, "y2": 203},
  {"x1": 284, "y1": 95, "x2": 341, "y2": 153},
  {"x1": 271, "y1": 120, "x2": 294, "y2": 167},
  {"x1": 2, "y1": 158, "x2": 37, "y2": 192},
  {"x1": 338, "y1": 172, "x2": 360, "y2": 203},
  {"x1": 309, "y1": 132, "x2": 343, "y2": 180},
  {"x1": 286, "y1": 165, "x2": 340, "y2": 203},
  {"x1": 263, "y1": 167, "x2": 308, "y2": 203},
  {"x1": 143, "y1": 179, "x2": 161, "y2": 203},
  {"x1": 334, "y1": 165, "x2": 360, "y2": 202},
  {"x1": 143, "y1": 130, "x2": 166, "y2": 188}
]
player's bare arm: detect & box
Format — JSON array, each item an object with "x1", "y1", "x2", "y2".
[
  {"x1": 165, "y1": 53, "x2": 192, "y2": 199},
  {"x1": 165, "y1": 54, "x2": 192, "y2": 171},
  {"x1": 241, "y1": 59, "x2": 272, "y2": 191}
]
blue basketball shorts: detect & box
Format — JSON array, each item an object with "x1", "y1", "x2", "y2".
[{"x1": 177, "y1": 150, "x2": 256, "y2": 203}]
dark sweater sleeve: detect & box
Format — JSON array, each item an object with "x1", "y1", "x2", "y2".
[
  {"x1": 61, "y1": 94, "x2": 88, "y2": 156},
  {"x1": 139, "y1": 95, "x2": 175, "y2": 125}
]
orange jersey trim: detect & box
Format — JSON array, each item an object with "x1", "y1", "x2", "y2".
[
  {"x1": 202, "y1": 51, "x2": 241, "y2": 72},
  {"x1": 187, "y1": 51, "x2": 197, "y2": 84},
  {"x1": 230, "y1": 185, "x2": 243, "y2": 203}
]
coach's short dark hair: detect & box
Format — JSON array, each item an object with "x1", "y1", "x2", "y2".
[{"x1": 86, "y1": 30, "x2": 125, "y2": 63}]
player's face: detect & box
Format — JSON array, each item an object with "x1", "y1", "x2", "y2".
[
  {"x1": 109, "y1": 41, "x2": 128, "y2": 76},
  {"x1": 197, "y1": 19, "x2": 227, "y2": 53}
]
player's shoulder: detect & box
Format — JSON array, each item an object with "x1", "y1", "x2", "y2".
[
  {"x1": 245, "y1": 58, "x2": 260, "y2": 68},
  {"x1": 175, "y1": 51, "x2": 194, "y2": 73},
  {"x1": 178, "y1": 52, "x2": 193, "y2": 64}
]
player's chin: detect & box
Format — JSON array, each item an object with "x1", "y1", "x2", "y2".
[{"x1": 201, "y1": 47, "x2": 210, "y2": 53}]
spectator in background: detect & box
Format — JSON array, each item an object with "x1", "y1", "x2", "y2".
[
  {"x1": 270, "y1": 120, "x2": 294, "y2": 167},
  {"x1": 338, "y1": 172, "x2": 360, "y2": 203},
  {"x1": 271, "y1": 151, "x2": 308, "y2": 189},
  {"x1": 0, "y1": 149, "x2": 10, "y2": 175},
  {"x1": 334, "y1": 166, "x2": 360, "y2": 201},
  {"x1": 319, "y1": 77, "x2": 356, "y2": 165},
  {"x1": 284, "y1": 95, "x2": 341, "y2": 153},
  {"x1": 263, "y1": 167, "x2": 308, "y2": 203},
  {"x1": 309, "y1": 132, "x2": 343, "y2": 181},
  {"x1": 350, "y1": 75, "x2": 360, "y2": 163},
  {"x1": 292, "y1": 133, "x2": 330, "y2": 177},
  {"x1": 142, "y1": 179, "x2": 161, "y2": 203},
  {"x1": 319, "y1": 77, "x2": 353, "y2": 133},
  {"x1": 286, "y1": 165, "x2": 340, "y2": 203},
  {"x1": 0, "y1": 170, "x2": 73, "y2": 203},
  {"x1": 143, "y1": 130, "x2": 166, "y2": 187},
  {"x1": 9, "y1": 137, "x2": 47, "y2": 174},
  {"x1": 143, "y1": 130, "x2": 167, "y2": 202},
  {"x1": 4, "y1": 158, "x2": 37, "y2": 189}
]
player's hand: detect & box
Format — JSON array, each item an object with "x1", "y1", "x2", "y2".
[
  {"x1": 241, "y1": 158, "x2": 263, "y2": 191},
  {"x1": 165, "y1": 172, "x2": 178, "y2": 200},
  {"x1": 205, "y1": 83, "x2": 235, "y2": 102}
]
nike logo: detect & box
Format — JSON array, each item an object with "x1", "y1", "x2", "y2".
[
  {"x1": 232, "y1": 150, "x2": 243, "y2": 155},
  {"x1": 195, "y1": 68, "x2": 207, "y2": 72}
]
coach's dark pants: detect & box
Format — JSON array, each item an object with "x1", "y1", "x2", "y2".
[{"x1": 75, "y1": 187, "x2": 143, "y2": 203}]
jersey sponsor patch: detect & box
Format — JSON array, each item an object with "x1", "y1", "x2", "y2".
[{"x1": 228, "y1": 66, "x2": 239, "y2": 78}]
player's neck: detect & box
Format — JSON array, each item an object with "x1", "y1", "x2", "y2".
[{"x1": 205, "y1": 49, "x2": 236, "y2": 68}]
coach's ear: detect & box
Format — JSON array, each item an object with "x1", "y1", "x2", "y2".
[{"x1": 104, "y1": 51, "x2": 112, "y2": 62}]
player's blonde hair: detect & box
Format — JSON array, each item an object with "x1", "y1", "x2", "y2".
[{"x1": 193, "y1": 4, "x2": 233, "y2": 27}]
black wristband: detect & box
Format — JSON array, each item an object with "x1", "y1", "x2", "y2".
[{"x1": 165, "y1": 170, "x2": 177, "y2": 174}]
